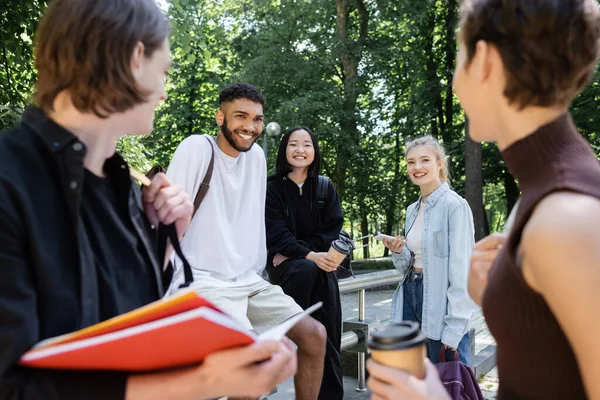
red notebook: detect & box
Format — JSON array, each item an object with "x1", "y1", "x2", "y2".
[{"x1": 19, "y1": 289, "x2": 321, "y2": 372}]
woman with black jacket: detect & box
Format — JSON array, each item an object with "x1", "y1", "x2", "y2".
[{"x1": 266, "y1": 126, "x2": 345, "y2": 400}]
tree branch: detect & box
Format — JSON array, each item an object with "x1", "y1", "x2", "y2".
[
  {"x1": 335, "y1": 63, "x2": 345, "y2": 83},
  {"x1": 2, "y1": 44, "x2": 16, "y2": 105}
]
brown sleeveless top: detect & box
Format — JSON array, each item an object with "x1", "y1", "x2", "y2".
[{"x1": 482, "y1": 113, "x2": 600, "y2": 399}]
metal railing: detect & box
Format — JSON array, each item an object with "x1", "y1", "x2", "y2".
[
  {"x1": 339, "y1": 269, "x2": 403, "y2": 294},
  {"x1": 337, "y1": 269, "x2": 404, "y2": 392},
  {"x1": 350, "y1": 234, "x2": 372, "y2": 249}
]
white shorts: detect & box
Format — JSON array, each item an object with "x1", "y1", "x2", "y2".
[{"x1": 187, "y1": 278, "x2": 303, "y2": 334}]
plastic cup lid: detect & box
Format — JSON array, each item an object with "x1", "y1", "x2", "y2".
[
  {"x1": 331, "y1": 239, "x2": 351, "y2": 254},
  {"x1": 367, "y1": 321, "x2": 427, "y2": 351}
]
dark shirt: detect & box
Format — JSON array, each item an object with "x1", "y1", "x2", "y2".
[
  {"x1": 483, "y1": 114, "x2": 600, "y2": 399},
  {"x1": 81, "y1": 170, "x2": 157, "y2": 321},
  {"x1": 265, "y1": 175, "x2": 343, "y2": 260},
  {"x1": 0, "y1": 106, "x2": 164, "y2": 400}
]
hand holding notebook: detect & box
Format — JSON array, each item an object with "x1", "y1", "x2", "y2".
[{"x1": 20, "y1": 288, "x2": 321, "y2": 372}]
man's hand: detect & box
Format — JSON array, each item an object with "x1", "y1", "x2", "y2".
[
  {"x1": 306, "y1": 252, "x2": 338, "y2": 272},
  {"x1": 367, "y1": 358, "x2": 450, "y2": 400},
  {"x1": 196, "y1": 339, "x2": 297, "y2": 399},
  {"x1": 141, "y1": 172, "x2": 193, "y2": 241},
  {"x1": 468, "y1": 233, "x2": 507, "y2": 305},
  {"x1": 273, "y1": 253, "x2": 290, "y2": 267},
  {"x1": 383, "y1": 236, "x2": 406, "y2": 254},
  {"x1": 126, "y1": 339, "x2": 297, "y2": 400}
]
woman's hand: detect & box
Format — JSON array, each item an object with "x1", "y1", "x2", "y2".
[
  {"x1": 468, "y1": 233, "x2": 506, "y2": 305},
  {"x1": 273, "y1": 253, "x2": 290, "y2": 267},
  {"x1": 141, "y1": 172, "x2": 193, "y2": 241},
  {"x1": 383, "y1": 236, "x2": 406, "y2": 254},
  {"x1": 306, "y1": 252, "x2": 338, "y2": 272},
  {"x1": 367, "y1": 358, "x2": 450, "y2": 400}
]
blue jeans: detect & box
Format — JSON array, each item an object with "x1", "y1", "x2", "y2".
[{"x1": 402, "y1": 271, "x2": 470, "y2": 365}]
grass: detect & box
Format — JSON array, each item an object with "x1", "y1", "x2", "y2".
[{"x1": 350, "y1": 257, "x2": 394, "y2": 271}]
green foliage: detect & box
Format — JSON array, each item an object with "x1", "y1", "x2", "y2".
[
  {"x1": 0, "y1": 105, "x2": 23, "y2": 130},
  {"x1": 3, "y1": 0, "x2": 600, "y2": 250},
  {"x1": 0, "y1": 0, "x2": 49, "y2": 131},
  {"x1": 143, "y1": 0, "x2": 238, "y2": 167},
  {"x1": 484, "y1": 182, "x2": 508, "y2": 233},
  {"x1": 351, "y1": 257, "x2": 394, "y2": 270},
  {"x1": 116, "y1": 136, "x2": 153, "y2": 172},
  {"x1": 571, "y1": 69, "x2": 600, "y2": 153}
]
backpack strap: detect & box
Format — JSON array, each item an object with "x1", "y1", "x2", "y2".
[
  {"x1": 158, "y1": 223, "x2": 194, "y2": 288},
  {"x1": 317, "y1": 175, "x2": 330, "y2": 209},
  {"x1": 192, "y1": 136, "x2": 215, "y2": 218},
  {"x1": 158, "y1": 135, "x2": 215, "y2": 290},
  {"x1": 144, "y1": 135, "x2": 214, "y2": 219},
  {"x1": 176, "y1": 135, "x2": 215, "y2": 288}
]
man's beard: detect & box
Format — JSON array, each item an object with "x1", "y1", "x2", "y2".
[{"x1": 221, "y1": 117, "x2": 259, "y2": 153}]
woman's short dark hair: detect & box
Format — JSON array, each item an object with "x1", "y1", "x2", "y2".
[
  {"x1": 275, "y1": 126, "x2": 322, "y2": 179},
  {"x1": 34, "y1": 0, "x2": 169, "y2": 117},
  {"x1": 459, "y1": 0, "x2": 600, "y2": 109}
]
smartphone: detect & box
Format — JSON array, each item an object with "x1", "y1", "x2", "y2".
[{"x1": 373, "y1": 233, "x2": 398, "y2": 242}]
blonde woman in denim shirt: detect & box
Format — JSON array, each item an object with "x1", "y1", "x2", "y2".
[{"x1": 383, "y1": 136, "x2": 475, "y2": 365}]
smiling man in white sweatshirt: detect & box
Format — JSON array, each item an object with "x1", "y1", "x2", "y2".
[{"x1": 166, "y1": 83, "x2": 327, "y2": 400}]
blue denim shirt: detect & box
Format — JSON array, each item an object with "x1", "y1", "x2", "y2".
[{"x1": 390, "y1": 182, "x2": 475, "y2": 348}]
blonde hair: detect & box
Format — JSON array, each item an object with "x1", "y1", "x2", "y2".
[{"x1": 404, "y1": 136, "x2": 450, "y2": 183}]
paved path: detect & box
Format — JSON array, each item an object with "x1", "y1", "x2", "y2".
[
  {"x1": 480, "y1": 367, "x2": 499, "y2": 400},
  {"x1": 269, "y1": 289, "x2": 498, "y2": 399}
]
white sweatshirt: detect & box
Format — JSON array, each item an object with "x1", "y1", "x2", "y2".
[{"x1": 165, "y1": 134, "x2": 267, "y2": 290}]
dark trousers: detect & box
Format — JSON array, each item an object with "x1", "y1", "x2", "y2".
[
  {"x1": 402, "y1": 270, "x2": 470, "y2": 365},
  {"x1": 267, "y1": 258, "x2": 344, "y2": 400}
]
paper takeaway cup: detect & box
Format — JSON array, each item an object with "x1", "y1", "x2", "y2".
[
  {"x1": 328, "y1": 238, "x2": 350, "y2": 266},
  {"x1": 367, "y1": 321, "x2": 428, "y2": 379}
]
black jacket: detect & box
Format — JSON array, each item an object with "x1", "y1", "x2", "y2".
[
  {"x1": 0, "y1": 107, "x2": 164, "y2": 399},
  {"x1": 265, "y1": 175, "x2": 343, "y2": 262}
]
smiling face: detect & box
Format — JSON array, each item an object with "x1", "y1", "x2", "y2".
[
  {"x1": 216, "y1": 98, "x2": 265, "y2": 155},
  {"x1": 285, "y1": 129, "x2": 315, "y2": 172},
  {"x1": 406, "y1": 145, "x2": 442, "y2": 193}
]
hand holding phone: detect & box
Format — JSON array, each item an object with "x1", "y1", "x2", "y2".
[{"x1": 375, "y1": 233, "x2": 407, "y2": 253}]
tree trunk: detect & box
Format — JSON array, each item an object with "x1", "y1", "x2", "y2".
[
  {"x1": 503, "y1": 169, "x2": 520, "y2": 215},
  {"x1": 424, "y1": 8, "x2": 443, "y2": 139},
  {"x1": 332, "y1": 0, "x2": 369, "y2": 198},
  {"x1": 360, "y1": 205, "x2": 370, "y2": 259},
  {"x1": 383, "y1": 129, "x2": 402, "y2": 257},
  {"x1": 464, "y1": 122, "x2": 487, "y2": 241},
  {"x1": 442, "y1": 0, "x2": 458, "y2": 144}
]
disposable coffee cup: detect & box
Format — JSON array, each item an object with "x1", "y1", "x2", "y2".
[
  {"x1": 328, "y1": 239, "x2": 350, "y2": 266},
  {"x1": 367, "y1": 321, "x2": 427, "y2": 379}
]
